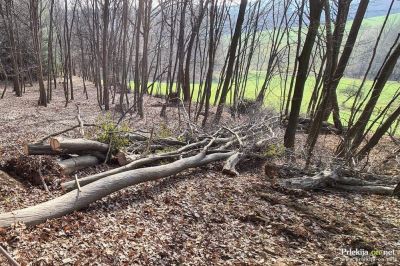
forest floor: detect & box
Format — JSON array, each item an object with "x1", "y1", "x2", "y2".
[{"x1": 0, "y1": 78, "x2": 399, "y2": 265}]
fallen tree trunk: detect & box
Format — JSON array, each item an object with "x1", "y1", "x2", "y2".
[
  {"x1": 25, "y1": 141, "x2": 108, "y2": 159},
  {"x1": 62, "y1": 153, "x2": 180, "y2": 191},
  {"x1": 279, "y1": 170, "x2": 399, "y2": 196},
  {"x1": 0, "y1": 151, "x2": 233, "y2": 227},
  {"x1": 57, "y1": 155, "x2": 100, "y2": 175},
  {"x1": 333, "y1": 184, "x2": 395, "y2": 195},
  {"x1": 62, "y1": 138, "x2": 217, "y2": 191},
  {"x1": 24, "y1": 143, "x2": 61, "y2": 155},
  {"x1": 222, "y1": 152, "x2": 242, "y2": 176},
  {"x1": 50, "y1": 137, "x2": 109, "y2": 154}
]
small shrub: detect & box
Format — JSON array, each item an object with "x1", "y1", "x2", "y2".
[
  {"x1": 158, "y1": 123, "x2": 172, "y2": 139},
  {"x1": 96, "y1": 113, "x2": 130, "y2": 152},
  {"x1": 263, "y1": 144, "x2": 285, "y2": 158}
]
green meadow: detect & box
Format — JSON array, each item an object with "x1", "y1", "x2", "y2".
[
  {"x1": 349, "y1": 13, "x2": 400, "y2": 28},
  {"x1": 131, "y1": 73, "x2": 399, "y2": 134}
]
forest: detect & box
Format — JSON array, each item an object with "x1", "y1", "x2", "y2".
[{"x1": 0, "y1": 0, "x2": 399, "y2": 264}]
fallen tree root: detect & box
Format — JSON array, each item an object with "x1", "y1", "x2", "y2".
[
  {"x1": 0, "y1": 151, "x2": 233, "y2": 227},
  {"x1": 279, "y1": 170, "x2": 399, "y2": 196}
]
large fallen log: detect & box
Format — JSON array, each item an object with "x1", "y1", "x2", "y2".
[
  {"x1": 57, "y1": 155, "x2": 100, "y2": 175},
  {"x1": 61, "y1": 153, "x2": 180, "y2": 191},
  {"x1": 49, "y1": 137, "x2": 109, "y2": 154},
  {"x1": 24, "y1": 143, "x2": 62, "y2": 155},
  {"x1": 279, "y1": 170, "x2": 400, "y2": 196},
  {"x1": 61, "y1": 138, "x2": 215, "y2": 191},
  {"x1": 0, "y1": 151, "x2": 234, "y2": 227}
]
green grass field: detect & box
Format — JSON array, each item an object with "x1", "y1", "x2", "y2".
[
  {"x1": 132, "y1": 73, "x2": 399, "y2": 134},
  {"x1": 349, "y1": 13, "x2": 400, "y2": 28}
]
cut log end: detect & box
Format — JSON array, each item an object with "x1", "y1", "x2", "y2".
[
  {"x1": 50, "y1": 138, "x2": 61, "y2": 151},
  {"x1": 23, "y1": 143, "x2": 29, "y2": 155},
  {"x1": 222, "y1": 152, "x2": 242, "y2": 177}
]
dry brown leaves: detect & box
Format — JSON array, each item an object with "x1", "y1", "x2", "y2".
[{"x1": 0, "y1": 78, "x2": 399, "y2": 265}]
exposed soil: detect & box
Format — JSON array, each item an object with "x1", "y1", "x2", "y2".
[{"x1": 0, "y1": 78, "x2": 399, "y2": 265}]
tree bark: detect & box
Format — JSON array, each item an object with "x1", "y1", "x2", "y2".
[
  {"x1": 355, "y1": 104, "x2": 400, "y2": 161},
  {"x1": 214, "y1": 0, "x2": 247, "y2": 124},
  {"x1": 102, "y1": 0, "x2": 110, "y2": 110},
  {"x1": 279, "y1": 170, "x2": 399, "y2": 196},
  {"x1": 24, "y1": 143, "x2": 60, "y2": 155},
  {"x1": 57, "y1": 155, "x2": 100, "y2": 175},
  {"x1": 30, "y1": 0, "x2": 47, "y2": 106},
  {"x1": 283, "y1": 0, "x2": 323, "y2": 149},
  {"x1": 49, "y1": 137, "x2": 109, "y2": 154}
]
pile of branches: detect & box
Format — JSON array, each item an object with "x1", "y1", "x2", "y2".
[
  {"x1": 265, "y1": 164, "x2": 400, "y2": 197},
  {"x1": 0, "y1": 115, "x2": 281, "y2": 227},
  {"x1": 1, "y1": 113, "x2": 398, "y2": 228}
]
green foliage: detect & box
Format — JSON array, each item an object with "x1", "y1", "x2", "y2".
[
  {"x1": 157, "y1": 123, "x2": 173, "y2": 139},
  {"x1": 96, "y1": 113, "x2": 130, "y2": 152},
  {"x1": 263, "y1": 144, "x2": 285, "y2": 158}
]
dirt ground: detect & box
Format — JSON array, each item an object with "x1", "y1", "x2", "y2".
[{"x1": 0, "y1": 78, "x2": 399, "y2": 265}]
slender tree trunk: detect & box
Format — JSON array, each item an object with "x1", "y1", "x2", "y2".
[
  {"x1": 214, "y1": 0, "x2": 248, "y2": 124},
  {"x1": 356, "y1": 104, "x2": 400, "y2": 161},
  {"x1": 283, "y1": 0, "x2": 323, "y2": 149},
  {"x1": 30, "y1": 0, "x2": 47, "y2": 106},
  {"x1": 2, "y1": 0, "x2": 21, "y2": 97},
  {"x1": 102, "y1": 0, "x2": 110, "y2": 110},
  {"x1": 47, "y1": 0, "x2": 54, "y2": 102}
]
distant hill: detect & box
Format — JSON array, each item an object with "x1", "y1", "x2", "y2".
[
  {"x1": 358, "y1": 12, "x2": 400, "y2": 27},
  {"x1": 349, "y1": 0, "x2": 400, "y2": 19}
]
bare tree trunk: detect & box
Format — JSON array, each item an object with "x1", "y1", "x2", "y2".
[
  {"x1": 356, "y1": 104, "x2": 400, "y2": 161},
  {"x1": 283, "y1": 0, "x2": 322, "y2": 150},
  {"x1": 1, "y1": 0, "x2": 21, "y2": 97},
  {"x1": 46, "y1": 0, "x2": 55, "y2": 102},
  {"x1": 339, "y1": 40, "x2": 400, "y2": 157},
  {"x1": 30, "y1": 0, "x2": 47, "y2": 106},
  {"x1": 214, "y1": 0, "x2": 247, "y2": 124},
  {"x1": 322, "y1": 0, "x2": 369, "y2": 130},
  {"x1": 102, "y1": 0, "x2": 110, "y2": 110}
]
